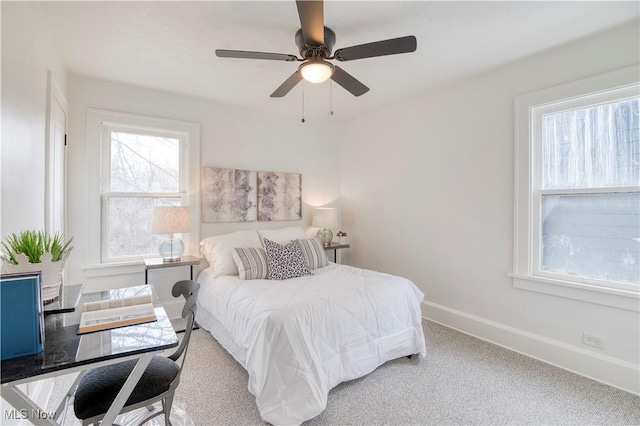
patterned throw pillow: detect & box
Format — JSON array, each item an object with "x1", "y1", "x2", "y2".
[
  {"x1": 298, "y1": 237, "x2": 329, "y2": 269},
  {"x1": 263, "y1": 238, "x2": 312, "y2": 280},
  {"x1": 232, "y1": 247, "x2": 269, "y2": 280}
]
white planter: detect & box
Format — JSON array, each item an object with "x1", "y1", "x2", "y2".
[{"x1": 1, "y1": 250, "x2": 71, "y2": 304}]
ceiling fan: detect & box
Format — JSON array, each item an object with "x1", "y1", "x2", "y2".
[{"x1": 215, "y1": 0, "x2": 417, "y2": 98}]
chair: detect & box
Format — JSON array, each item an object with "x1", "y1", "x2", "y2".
[{"x1": 73, "y1": 280, "x2": 200, "y2": 426}]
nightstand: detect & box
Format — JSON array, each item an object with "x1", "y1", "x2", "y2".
[
  {"x1": 143, "y1": 255, "x2": 201, "y2": 285},
  {"x1": 324, "y1": 242, "x2": 350, "y2": 263},
  {"x1": 143, "y1": 256, "x2": 201, "y2": 334}
]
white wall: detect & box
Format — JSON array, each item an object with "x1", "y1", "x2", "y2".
[
  {"x1": 1, "y1": 2, "x2": 67, "y2": 420},
  {"x1": 1, "y1": 2, "x2": 67, "y2": 236},
  {"x1": 66, "y1": 74, "x2": 340, "y2": 314},
  {"x1": 339, "y1": 22, "x2": 640, "y2": 393}
]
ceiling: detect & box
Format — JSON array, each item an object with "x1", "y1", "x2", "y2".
[{"x1": 39, "y1": 1, "x2": 639, "y2": 122}]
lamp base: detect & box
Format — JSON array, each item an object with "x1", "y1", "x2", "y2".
[
  {"x1": 317, "y1": 228, "x2": 333, "y2": 247},
  {"x1": 158, "y1": 237, "x2": 184, "y2": 262}
]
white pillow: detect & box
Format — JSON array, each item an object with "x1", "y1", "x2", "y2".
[
  {"x1": 258, "y1": 227, "x2": 307, "y2": 245},
  {"x1": 305, "y1": 227, "x2": 319, "y2": 238},
  {"x1": 200, "y1": 230, "x2": 262, "y2": 277}
]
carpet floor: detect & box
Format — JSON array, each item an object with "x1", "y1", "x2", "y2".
[
  {"x1": 47, "y1": 319, "x2": 640, "y2": 425},
  {"x1": 175, "y1": 319, "x2": 639, "y2": 425}
]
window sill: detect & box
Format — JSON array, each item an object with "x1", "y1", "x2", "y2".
[
  {"x1": 82, "y1": 261, "x2": 144, "y2": 278},
  {"x1": 509, "y1": 273, "x2": 639, "y2": 312}
]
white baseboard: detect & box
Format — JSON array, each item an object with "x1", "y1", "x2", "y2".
[
  {"x1": 164, "y1": 299, "x2": 184, "y2": 319},
  {"x1": 422, "y1": 301, "x2": 640, "y2": 395}
]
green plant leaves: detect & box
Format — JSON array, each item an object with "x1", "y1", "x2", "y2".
[{"x1": 1, "y1": 230, "x2": 73, "y2": 264}]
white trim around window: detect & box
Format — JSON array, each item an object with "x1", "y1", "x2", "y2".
[
  {"x1": 512, "y1": 66, "x2": 640, "y2": 311},
  {"x1": 86, "y1": 109, "x2": 200, "y2": 273}
]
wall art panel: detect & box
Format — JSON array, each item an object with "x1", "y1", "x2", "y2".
[
  {"x1": 257, "y1": 171, "x2": 302, "y2": 221},
  {"x1": 202, "y1": 167, "x2": 257, "y2": 222}
]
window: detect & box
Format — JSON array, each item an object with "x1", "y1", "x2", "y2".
[
  {"x1": 103, "y1": 127, "x2": 185, "y2": 262},
  {"x1": 513, "y1": 67, "x2": 639, "y2": 310},
  {"x1": 87, "y1": 110, "x2": 199, "y2": 267}
]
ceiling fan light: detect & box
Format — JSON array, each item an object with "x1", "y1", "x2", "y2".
[{"x1": 300, "y1": 61, "x2": 334, "y2": 83}]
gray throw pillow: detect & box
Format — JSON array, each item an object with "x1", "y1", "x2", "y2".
[
  {"x1": 298, "y1": 237, "x2": 329, "y2": 269},
  {"x1": 232, "y1": 247, "x2": 269, "y2": 280}
]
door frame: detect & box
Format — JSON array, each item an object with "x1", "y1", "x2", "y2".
[{"x1": 45, "y1": 70, "x2": 69, "y2": 235}]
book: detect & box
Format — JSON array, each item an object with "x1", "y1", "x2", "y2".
[
  {"x1": 77, "y1": 293, "x2": 157, "y2": 334},
  {"x1": 1, "y1": 273, "x2": 44, "y2": 359}
]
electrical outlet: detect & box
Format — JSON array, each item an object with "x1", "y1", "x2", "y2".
[{"x1": 582, "y1": 332, "x2": 606, "y2": 349}]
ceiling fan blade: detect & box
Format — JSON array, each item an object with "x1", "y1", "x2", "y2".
[
  {"x1": 296, "y1": 0, "x2": 324, "y2": 46},
  {"x1": 270, "y1": 71, "x2": 303, "y2": 97},
  {"x1": 334, "y1": 35, "x2": 417, "y2": 61},
  {"x1": 331, "y1": 66, "x2": 369, "y2": 97},
  {"x1": 216, "y1": 49, "x2": 298, "y2": 62}
]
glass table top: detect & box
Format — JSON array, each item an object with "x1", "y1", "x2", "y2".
[{"x1": 1, "y1": 285, "x2": 178, "y2": 384}]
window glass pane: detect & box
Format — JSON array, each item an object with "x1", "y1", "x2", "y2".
[
  {"x1": 541, "y1": 192, "x2": 640, "y2": 283},
  {"x1": 542, "y1": 98, "x2": 640, "y2": 189},
  {"x1": 107, "y1": 197, "x2": 181, "y2": 259},
  {"x1": 110, "y1": 132, "x2": 180, "y2": 192}
]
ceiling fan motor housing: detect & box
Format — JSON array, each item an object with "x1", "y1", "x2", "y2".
[{"x1": 295, "y1": 27, "x2": 336, "y2": 59}]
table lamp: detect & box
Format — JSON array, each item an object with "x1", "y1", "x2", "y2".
[
  {"x1": 312, "y1": 207, "x2": 338, "y2": 247},
  {"x1": 151, "y1": 206, "x2": 191, "y2": 262}
]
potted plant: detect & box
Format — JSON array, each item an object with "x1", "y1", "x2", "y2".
[{"x1": 1, "y1": 230, "x2": 73, "y2": 304}]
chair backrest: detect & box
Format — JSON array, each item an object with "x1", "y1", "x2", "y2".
[{"x1": 168, "y1": 279, "x2": 199, "y2": 363}]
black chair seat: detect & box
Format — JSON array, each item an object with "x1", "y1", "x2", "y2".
[
  {"x1": 74, "y1": 355, "x2": 179, "y2": 420},
  {"x1": 73, "y1": 280, "x2": 199, "y2": 425}
]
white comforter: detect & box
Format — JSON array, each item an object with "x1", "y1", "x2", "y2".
[{"x1": 196, "y1": 263, "x2": 426, "y2": 425}]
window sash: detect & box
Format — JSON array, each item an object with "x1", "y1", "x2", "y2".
[
  {"x1": 100, "y1": 125, "x2": 189, "y2": 263},
  {"x1": 531, "y1": 188, "x2": 640, "y2": 292},
  {"x1": 541, "y1": 100, "x2": 639, "y2": 191},
  {"x1": 101, "y1": 125, "x2": 187, "y2": 194},
  {"x1": 531, "y1": 85, "x2": 639, "y2": 193},
  {"x1": 101, "y1": 194, "x2": 185, "y2": 263}
]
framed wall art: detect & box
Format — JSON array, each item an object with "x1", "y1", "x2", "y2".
[
  {"x1": 202, "y1": 167, "x2": 257, "y2": 222},
  {"x1": 257, "y1": 171, "x2": 302, "y2": 221}
]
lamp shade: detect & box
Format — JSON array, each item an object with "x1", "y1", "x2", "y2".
[
  {"x1": 151, "y1": 206, "x2": 191, "y2": 234},
  {"x1": 312, "y1": 208, "x2": 338, "y2": 229}
]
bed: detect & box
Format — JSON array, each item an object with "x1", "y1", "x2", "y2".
[{"x1": 195, "y1": 228, "x2": 426, "y2": 425}]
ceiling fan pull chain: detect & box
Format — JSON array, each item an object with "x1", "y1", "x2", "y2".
[
  {"x1": 301, "y1": 81, "x2": 306, "y2": 123},
  {"x1": 329, "y1": 80, "x2": 334, "y2": 116}
]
